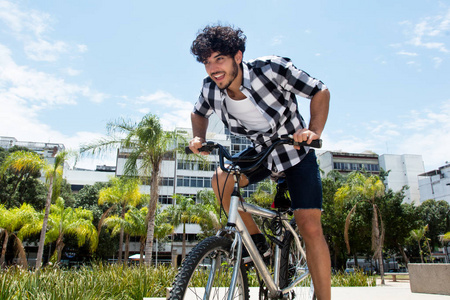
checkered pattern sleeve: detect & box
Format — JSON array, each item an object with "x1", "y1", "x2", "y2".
[
  {"x1": 269, "y1": 56, "x2": 327, "y2": 99},
  {"x1": 193, "y1": 79, "x2": 215, "y2": 118}
]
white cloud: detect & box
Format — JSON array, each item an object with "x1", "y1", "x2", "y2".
[
  {"x1": 0, "y1": 42, "x2": 109, "y2": 159},
  {"x1": 64, "y1": 67, "x2": 82, "y2": 76},
  {"x1": 136, "y1": 91, "x2": 194, "y2": 130},
  {"x1": 0, "y1": 0, "x2": 50, "y2": 36},
  {"x1": 432, "y1": 57, "x2": 443, "y2": 68},
  {"x1": 77, "y1": 44, "x2": 88, "y2": 53},
  {"x1": 396, "y1": 50, "x2": 418, "y2": 56},
  {"x1": 24, "y1": 39, "x2": 68, "y2": 61},
  {"x1": 0, "y1": 43, "x2": 106, "y2": 106},
  {"x1": 0, "y1": 0, "x2": 74, "y2": 61},
  {"x1": 137, "y1": 90, "x2": 192, "y2": 110},
  {"x1": 271, "y1": 35, "x2": 284, "y2": 46},
  {"x1": 400, "y1": 8, "x2": 450, "y2": 53}
]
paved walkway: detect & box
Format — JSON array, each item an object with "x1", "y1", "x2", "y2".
[
  {"x1": 145, "y1": 280, "x2": 450, "y2": 299},
  {"x1": 326, "y1": 280, "x2": 449, "y2": 299}
]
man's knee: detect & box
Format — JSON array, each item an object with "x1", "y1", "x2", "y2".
[{"x1": 294, "y1": 209, "x2": 324, "y2": 240}]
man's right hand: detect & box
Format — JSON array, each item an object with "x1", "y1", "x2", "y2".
[{"x1": 189, "y1": 136, "x2": 207, "y2": 155}]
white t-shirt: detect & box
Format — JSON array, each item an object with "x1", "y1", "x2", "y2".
[{"x1": 225, "y1": 95, "x2": 271, "y2": 132}]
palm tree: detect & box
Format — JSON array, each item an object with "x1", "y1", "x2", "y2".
[
  {"x1": 410, "y1": 225, "x2": 432, "y2": 263},
  {"x1": 46, "y1": 197, "x2": 98, "y2": 263},
  {"x1": 81, "y1": 114, "x2": 184, "y2": 265},
  {"x1": 154, "y1": 205, "x2": 174, "y2": 265},
  {"x1": 0, "y1": 203, "x2": 39, "y2": 268},
  {"x1": 164, "y1": 195, "x2": 204, "y2": 261},
  {"x1": 103, "y1": 205, "x2": 173, "y2": 264},
  {"x1": 335, "y1": 172, "x2": 386, "y2": 284},
  {"x1": 440, "y1": 232, "x2": 450, "y2": 263},
  {"x1": 0, "y1": 150, "x2": 42, "y2": 208},
  {"x1": 194, "y1": 189, "x2": 224, "y2": 238},
  {"x1": 249, "y1": 179, "x2": 277, "y2": 209},
  {"x1": 98, "y1": 177, "x2": 141, "y2": 263},
  {"x1": 0, "y1": 150, "x2": 69, "y2": 268}
]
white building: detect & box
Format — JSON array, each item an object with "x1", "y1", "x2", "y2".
[
  {"x1": 318, "y1": 151, "x2": 380, "y2": 177},
  {"x1": 379, "y1": 154, "x2": 425, "y2": 205},
  {"x1": 318, "y1": 150, "x2": 426, "y2": 205},
  {"x1": 418, "y1": 163, "x2": 450, "y2": 204},
  {"x1": 0, "y1": 136, "x2": 65, "y2": 165},
  {"x1": 63, "y1": 165, "x2": 116, "y2": 192}
]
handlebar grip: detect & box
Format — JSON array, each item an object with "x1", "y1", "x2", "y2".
[{"x1": 294, "y1": 139, "x2": 322, "y2": 148}]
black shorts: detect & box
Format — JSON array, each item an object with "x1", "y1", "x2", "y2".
[{"x1": 230, "y1": 147, "x2": 323, "y2": 209}]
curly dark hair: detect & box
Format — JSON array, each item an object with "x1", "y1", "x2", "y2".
[{"x1": 191, "y1": 25, "x2": 247, "y2": 63}]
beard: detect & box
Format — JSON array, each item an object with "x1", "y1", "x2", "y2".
[{"x1": 218, "y1": 60, "x2": 239, "y2": 90}]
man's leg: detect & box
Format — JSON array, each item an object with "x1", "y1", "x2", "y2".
[
  {"x1": 294, "y1": 209, "x2": 331, "y2": 300},
  {"x1": 211, "y1": 168, "x2": 260, "y2": 234}
]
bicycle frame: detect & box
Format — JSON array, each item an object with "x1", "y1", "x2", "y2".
[
  {"x1": 212, "y1": 196, "x2": 309, "y2": 299},
  {"x1": 186, "y1": 137, "x2": 320, "y2": 300}
]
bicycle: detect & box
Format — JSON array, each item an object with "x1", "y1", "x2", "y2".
[{"x1": 169, "y1": 136, "x2": 322, "y2": 300}]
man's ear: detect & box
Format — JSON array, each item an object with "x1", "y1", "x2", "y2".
[{"x1": 234, "y1": 50, "x2": 243, "y2": 64}]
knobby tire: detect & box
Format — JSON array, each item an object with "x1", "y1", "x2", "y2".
[{"x1": 169, "y1": 236, "x2": 249, "y2": 300}]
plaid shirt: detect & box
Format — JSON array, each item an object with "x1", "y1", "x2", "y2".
[{"x1": 193, "y1": 55, "x2": 327, "y2": 172}]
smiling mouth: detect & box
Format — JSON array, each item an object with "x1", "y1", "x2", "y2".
[{"x1": 212, "y1": 73, "x2": 225, "y2": 81}]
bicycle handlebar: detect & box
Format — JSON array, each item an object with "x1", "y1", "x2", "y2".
[{"x1": 185, "y1": 135, "x2": 322, "y2": 174}]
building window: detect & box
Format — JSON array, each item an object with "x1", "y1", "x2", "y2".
[
  {"x1": 159, "y1": 195, "x2": 173, "y2": 204},
  {"x1": 160, "y1": 177, "x2": 174, "y2": 186},
  {"x1": 334, "y1": 162, "x2": 379, "y2": 172},
  {"x1": 177, "y1": 160, "x2": 215, "y2": 171},
  {"x1": 177, "y1": 176, "x2": 212, "y2": 188}
]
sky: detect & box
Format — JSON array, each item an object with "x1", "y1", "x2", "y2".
[{"x1": 0, "y1": 0, "x2": 449, "y2": 171}]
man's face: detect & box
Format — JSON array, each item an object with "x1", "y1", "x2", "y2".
[{"x1": 203, "y1": 51, "x2": 241, "y2": 90}]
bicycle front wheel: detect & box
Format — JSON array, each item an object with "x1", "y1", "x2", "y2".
[
  {"x1": 279, "y1": 219, "x2": 316, "y2": 300},
  {"x1": 169, "y1": 235, "x2": 249, "y2": 300}
]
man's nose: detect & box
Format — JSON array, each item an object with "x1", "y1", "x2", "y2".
[{"x1": 207, "y1": 63, "x2": 219, "y2": 74}]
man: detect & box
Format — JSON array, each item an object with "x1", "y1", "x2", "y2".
[{"x1": 188, "y1": 25, "x2": 331, "y2": 300}]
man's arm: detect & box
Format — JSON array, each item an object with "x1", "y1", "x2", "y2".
[
  {"x1": 189, "y1": 112, "x2": 209, "y2": 154},
  {"x1": 293, "y1": 89, "x2": 330, "y2": 148}
]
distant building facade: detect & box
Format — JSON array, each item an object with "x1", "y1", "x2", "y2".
[
  {"x1": 418, "y1": 163, "x2": 450, "y2": 204},
  {"x1": 0, "y1": 136, "x2": 65, "y2": 165},
  {"x1": 379, "y1": 154, "x2": 425, "y2": 205},
  {"x1": 318, "y1": 151, "x2": 380, "y2": 177},
  {"x1": 318, "y1": 150, "x2": 425, "y2": 205},
  {"x1": 63, "y1": 165, "x2": 116, "y2": 192}
]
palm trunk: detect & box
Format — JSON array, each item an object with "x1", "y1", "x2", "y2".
[
  {"x1": 373, "y1": 207, "x2": 385, "y2": 285},
  {"x1": 13, "y1": 235, "x2": 28, "y2": 268},
  {"x1": 425, "y1": 239, "x2": 433, "y2": 262},
  {"x1": 36, "y1": 176, "x2": 54, "y2": 269},
  {"x1": 182, "y1": 223, "x2": 186, "y2": 261},
  {"x1": 397, "y1": 243, "x2": 409, "y2": 266},
  {"x1": 118, "y1": 205, "x2": 126, "y2": 264},
  {"x1": 56, "y1": 234, "x2": 65, "y2": 263},
  {"x1": 0, "y1": 231, "x2": 9, "y2": 267},
  {"x1": 9, "y1": 173, "x2": 24, "y2": 205},
  {"x1": 124, "y1": 234, "x2": 130, "y2": 265},
  {"x1": 418, "y1": 241, "x2": 424, "y2": 263},
  {"x1": 139, "y1": 236, "x2": 145, "y2": 264},
  {"x1": 144, "y1": 162, "x2": 161, "y2": 265}
]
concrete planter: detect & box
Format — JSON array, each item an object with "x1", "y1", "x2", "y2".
[{"x1": 409, "y1": 263, "x2": 450, "y2": 295}]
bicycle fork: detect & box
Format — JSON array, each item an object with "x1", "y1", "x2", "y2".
[{"x1": 225, "y1": 180, "x2": 280, "y2": 299}]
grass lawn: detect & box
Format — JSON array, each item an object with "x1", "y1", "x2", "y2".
[{"x1": 0, "y1": 263, "x2": 376, "y2": 299}]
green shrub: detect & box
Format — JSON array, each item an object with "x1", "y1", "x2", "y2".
[
  {"x1": 332, "y1": 270, "x2": 376, "y2": 287},
  {"x1": 0, "y1": 263, "x2": 376, "y2": 299},
  {"x1": 0, "y1": 263, "x2": 177, "y2": 299}
]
